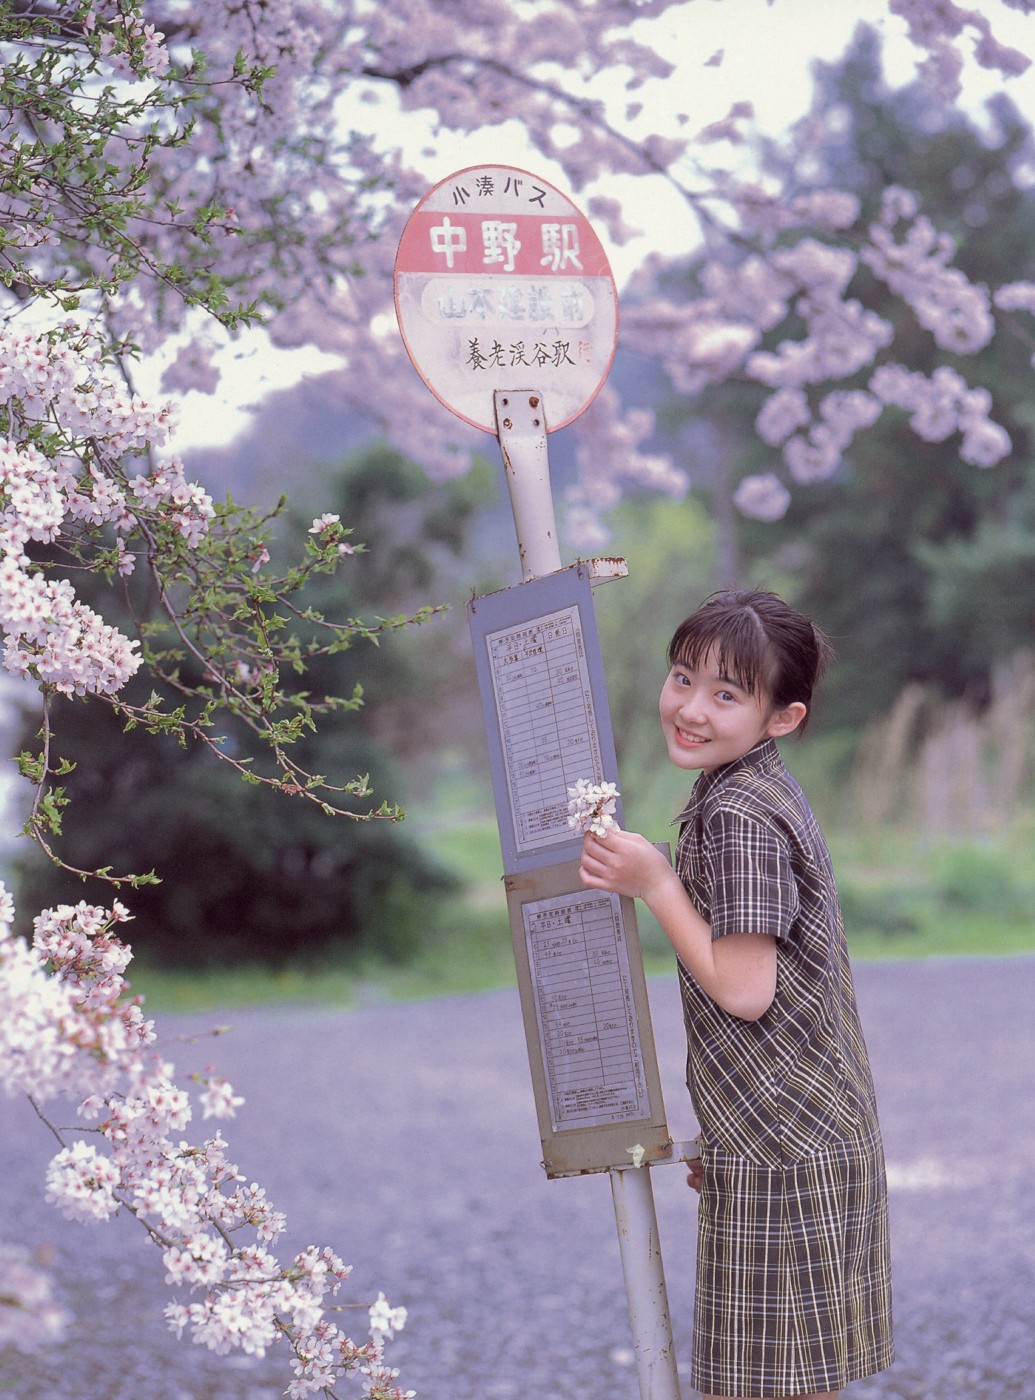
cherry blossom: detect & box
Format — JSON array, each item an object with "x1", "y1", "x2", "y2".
[
  {"x1": 869, "y1": 362, "x2": 1011, "y2": 465},
  {"x1": 198, "y1": 1076, "x2": 245, "y2": 1119},
  {"x1": 861, "y1": 187, "x2": 995, "y2": 353},
  {"x1": 45, "y1": 1141, "x2": 123, "y2": 1224},
  {"x1": 565, "y1": 383, "x2": 687, "y2": 550},
  {"x1": 756, "y1": 388, "x2": 812, "y2": 447},
  {"x1": 889, "y1": 0, "x2": 1030, "y2": 101},
  {"x1": 0, "y1": 1243, "x2": 70, "y2": 1353},
  {"x1": 638, "y1": 168, "x2": 1017, "y2": 504},
  {"x1": 992, "y1": 280, "x2": 1035, "y2": 313},
  {"x1": 732, "y1": 473, "x2": 793, "y2": 523},
  {"x1": 0, "y1": 883, "x2": 410, "y2": 1396},
  {"x1": 567, "y1": 779, "x2": 621, "y2": 837},
  {"x1": 5, "y1": 0, "x2": 1033, "y2": 545}
]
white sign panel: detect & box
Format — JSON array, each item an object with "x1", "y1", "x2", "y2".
[
  {"x1": 467, "y1": 564, "x2": 622, "y2": 873},
  {"x1": 523, "y1": 890, "x2": 651, "y2": 1132},
  {"x1": 487, "y1": 604, "x2": 603, "y2": 856},
  {"x1": 395, "y1": 164, "x2": 618, "y2": 433}
]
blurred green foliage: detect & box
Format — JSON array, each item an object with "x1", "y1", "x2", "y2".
[{"x1": 10, "y1": 446, "x2": 497, "y2": 968}]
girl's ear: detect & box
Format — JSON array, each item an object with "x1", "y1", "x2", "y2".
[{"x1": 766, "y1": 701, "x2": 807, "y2": 739}]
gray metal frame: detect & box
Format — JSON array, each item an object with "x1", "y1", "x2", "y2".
[
  {"x1": 466, "y1": 563, "x2": 623, "y2": 874},
  {"x1": 505, "y1": 860, "x2": 671, "y2": 1178}
]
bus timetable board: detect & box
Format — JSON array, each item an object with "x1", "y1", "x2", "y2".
[
  {"x1": 504, "y1": 862, "x2": 670, "y2": 1178},
  {"x1": 468, "y1": 565, "x2": 670, "y2": 1176},
  {"x1": 466, "y1": 564, "x2": 622, "y2": 873}
]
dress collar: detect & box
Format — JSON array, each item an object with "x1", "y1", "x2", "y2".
[{"x1": 670, "y1": 737, "x2": 784, "y2": 824}]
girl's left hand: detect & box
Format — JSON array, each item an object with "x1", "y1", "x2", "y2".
[
  {"x1": 578, "y1": 828, "x2": 672, "y2": 902},
  {"x1": 684, "y1": 1135, "x2": 704, "y2": 1194}
]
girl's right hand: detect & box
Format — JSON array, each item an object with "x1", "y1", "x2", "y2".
[{"x1": 578, "y1": 827, "x2": 674, "y2": 903}]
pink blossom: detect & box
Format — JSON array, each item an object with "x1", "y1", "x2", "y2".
[
  {"x1": 993, "y1": 280, "x2": 1035, "y2": 312},
  {"x1": 198, "y1": 1075, "x2": 245, "y2": 1119},
  {"x1": 747, "y1": 300, "x2": 893, "y2": 388},
  {"x1": 817, "y1": 389, "x2": 883, "y2": 445},
  {"x1": 667, "y1": 315, "x2": 760, "y2": 393},
  {"x1": 788, "y1": 190, "x2": 861, "y2": 231},
  {"x1": 733, "y1": 474, "x2": 791, "y2": 522},
  {"x1": 0, "y1": 1244, "x2": 70, "y2": 1351},
  {"x1": 1, "y1": 879, "x2": 407, "y2": 1393},
  {"x1": 960, "y1": 417, "x2": 1012, "y2": 467},
  {"x1": 695, "y1": 100, "x2": 755, "y2": 145},
  {"x1": 889, "y1": 0, "x2": 1029, "y2": 96},
  {"x1": 564, "y1": 384, "x2": 686, "y2": 548},
  {"x1": 45, "y1": 1141, "x2": 122, "y2": 1223},
  {"x1": 369, "y1": 1292, "x2": 408, "y2": 1341},
  {"x1": 756, "y1": 388, "x2": 811, "y2": 446},
  {"x1": 700, "y1": 255, "x2": 791, "y2": 333},
  {"x1": 116, "y1": 538, "x2": 136, "y2": 576},
  {"x1": 784, "y1": 429, "x2": 842, "y2": 484},
  {"x1": 869, "y1": 362, "x2": 1011, "y2": 465},
  {"x1": 771, "y1": 238, "x2": 858, "y2": 298},
  {"x1": 160, "y1": 343, "x2": 221, "y2": 396},
  {"x1": 863, "y1": 193, "x2": 994, "y2": 353},
  {"x1": 163, "y1": 1233, "x2": 230, "y2": 1289}
]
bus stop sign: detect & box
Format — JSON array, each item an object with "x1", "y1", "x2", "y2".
[
  {"x1": 394, "y1": 164, "x2": 618, "y2": 433},
  {"x1": 394, "y1": 167, "x2": 685, "y2": 1400}
]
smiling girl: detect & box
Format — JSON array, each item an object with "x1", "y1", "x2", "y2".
[{"x1": 579, "y1": 589, "x2": 893, "y2": 1400}]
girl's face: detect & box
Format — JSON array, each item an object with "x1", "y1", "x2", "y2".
[{"x1": 659, "y1": 649, "x2": 805, "y2": 773}]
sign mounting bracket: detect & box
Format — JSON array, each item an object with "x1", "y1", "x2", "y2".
[{"x1": 494, "y1": 389, "x2": 560, "y2": 581}]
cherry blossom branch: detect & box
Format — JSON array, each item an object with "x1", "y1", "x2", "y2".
[
  {"x1": 360, "y1": 47, "x2": 735, "y2": 237},
  {"x1": 0, "y1": 890, "x2": 410, "y2": 1395}
]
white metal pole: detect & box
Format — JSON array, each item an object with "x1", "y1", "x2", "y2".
[
  {"x1": 494, "y1": 389, "x2": 562, "y2": 579},
  {"x1": 492, "y1": 391, "x2": 682, "y2": 1396},
  {"x1": 610, "y1": 1166, "x2": 683, "y2": 1400}
]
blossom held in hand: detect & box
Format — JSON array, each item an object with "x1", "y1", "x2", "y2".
[{"x1": 567, "y1": 780, "x2": 620, "y2": 837}]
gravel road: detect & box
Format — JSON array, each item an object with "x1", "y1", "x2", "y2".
[{"x1": 2, "y1": 955, "x2": 1034, "y2": 1399}]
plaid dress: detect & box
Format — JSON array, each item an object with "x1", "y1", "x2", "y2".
[{"x1": 673, "y1": 739, "x2": 893, "y2": 1397}]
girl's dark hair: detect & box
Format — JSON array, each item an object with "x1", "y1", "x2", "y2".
[{"x1": 667, "y1": 589, "x2": 834, "y2": 733}]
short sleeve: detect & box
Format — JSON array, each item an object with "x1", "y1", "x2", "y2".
[{"x1": 701, "y1": 808, "x2": 799, "y2": 942}]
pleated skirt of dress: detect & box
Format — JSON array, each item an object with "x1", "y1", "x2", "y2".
[{"x1": 690, "y1": 1127, "x2": 894, "y2": 1398}]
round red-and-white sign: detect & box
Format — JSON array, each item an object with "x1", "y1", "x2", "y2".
[{"x1": 394, "y1": 165, "x2": 618, "y2": 433}]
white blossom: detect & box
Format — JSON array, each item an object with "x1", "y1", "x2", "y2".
[
  {"x1": 566, "y1": 780, "x2": 621, "y2": 837},
  {"x1": 0, "y1": 882, "x2": 406, "y2": 1392}
]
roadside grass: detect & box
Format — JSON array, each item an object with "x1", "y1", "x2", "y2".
[
  {"x1": 130, "y1": 803, "x2": 1035, "y2": 1014},
  {"x1": 130, "y1": 899, "x2": 517, "y2": 1014}
]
